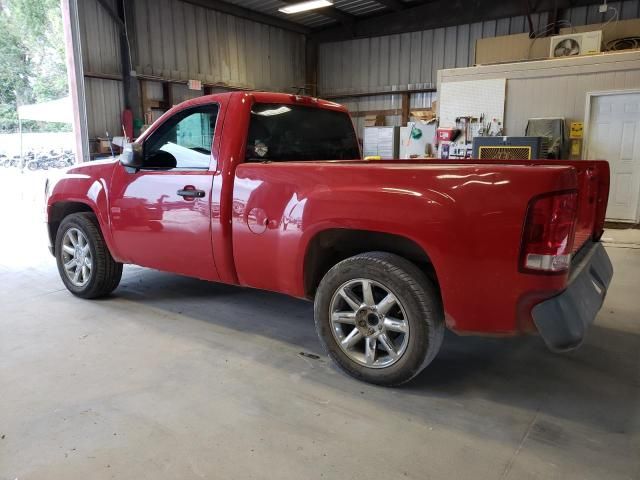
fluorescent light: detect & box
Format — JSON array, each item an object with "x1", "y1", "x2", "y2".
[{"x1": 278, "y1": 0, "x2": 333, "y2": 14}]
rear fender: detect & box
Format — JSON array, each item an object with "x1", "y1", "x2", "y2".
[{"x1": 294, "y1": 186, "x2": 453, "y2": 313}]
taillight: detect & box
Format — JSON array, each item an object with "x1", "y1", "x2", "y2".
[{"x1": 520, "y1": 191, "x2": 578, "y2": 273}]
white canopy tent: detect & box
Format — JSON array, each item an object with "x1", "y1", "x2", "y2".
[
  {"x1": 17, "y1": 96, "x2": 73, "y2": 124},
  {"x1": 16, "y1": 97, "x2": 73, "y2": 169}
]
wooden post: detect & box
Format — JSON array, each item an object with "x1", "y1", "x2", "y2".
[
  {"x1": 305, "y1": 39, "x2": 318, "y2": 97},
  {"x1": 401, "y1": 92, "x2": 410, "y2": 126},
  {"x1": 163, "y1": 82, "x2": 174, "y2": 109},
  {"x1": 140, "y1": 80, "x2": 149, "y2": 124}
]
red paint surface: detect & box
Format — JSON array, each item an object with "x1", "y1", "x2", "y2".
[{"x1": 46, "y1": 92, "x2": 610, "y2": 336}]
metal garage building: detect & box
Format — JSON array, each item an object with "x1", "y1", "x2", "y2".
[
  {"x1": 4, "y1": 2, "x2": 640, "y2": 478},
  {"x1": 60, "y1": 0, "x2": 640, "y2": 222},
  {"x1": 63, "y1": 0, "x2": 640, "y2": 158}
]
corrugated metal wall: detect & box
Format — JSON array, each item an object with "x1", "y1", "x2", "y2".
[
  {"x1": 78, "y1": 0, "x2": 123, "y2": 139},
  {"x1": 319, "y1": 1, "x2": 640, "y2": 133},
  {"x1": 78, "y1": 0, "x2": 640, "y2": 140},
  {"x1": 84, "y1": 78, "x2": 125, "y2": 140},
  {"x1": 79, "y1": 0, "x2": 121, "y2": 75},
  {"x1": 131, "y1": 0, "x2": 305, "y2": 90},
  {"x1": 78, "y1": 0, "x2": 305, "y2": 140}
]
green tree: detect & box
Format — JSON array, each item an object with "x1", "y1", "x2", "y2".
[
  {"x1": 0, "y1": 0, "x2": 69, "y2": 133},
  {"x1": 0, "y1": 10, "x2": 29, "y2": 132}
]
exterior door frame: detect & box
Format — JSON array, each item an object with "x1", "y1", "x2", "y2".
[{"x1": 584, "y1": 88, "x2": 640, "y2": 223}]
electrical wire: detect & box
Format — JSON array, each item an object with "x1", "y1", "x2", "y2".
[
  {"x1": 530, "y1": 20, "x2": 574, "y2": 39},
  {"x1": 605, "y1": 36, "x2": 640, "y2": 51},
  {"x1": 121, "y1": 0, "x2": 133, "y2": 73},
  {"x1": 601, "y1": 6, "x2": 619, "y2": 29}
]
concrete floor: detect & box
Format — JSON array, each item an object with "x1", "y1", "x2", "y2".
[{"x1": 1, "y1": 172, "x2": 639, "y2": 479}]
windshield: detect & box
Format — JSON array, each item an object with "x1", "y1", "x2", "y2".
[{"x1": 246, "y1": 103, "x2": 360, "y2": 162}]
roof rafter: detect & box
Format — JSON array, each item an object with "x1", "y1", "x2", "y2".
[
  {"x1": 181, "y1": 0, "x2": 310, "y2": 34},
  {"x1": 310, "y1": 0, "x2": 611, "y2": 42},
  {"x1": 371, "y1": 0, "x2": 406, "y2": 11}
]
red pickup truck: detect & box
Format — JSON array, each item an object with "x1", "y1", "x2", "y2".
[{"x1": 45, "y1": 92, "x2": 613, "y2": 385}]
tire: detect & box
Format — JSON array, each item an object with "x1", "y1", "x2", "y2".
[
  {"x1": 55, "y1": 212, "x2": 123, "y2": 299},
  {"x1": 314, "y1": 252, "x2": 444, "y2": 386}
]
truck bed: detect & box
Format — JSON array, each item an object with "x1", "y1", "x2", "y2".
[
  {"x1": 334, "y1": 157, "x2": 610, "y2": 253},
  {"x1": 230, "y1": 158, "x2": 609, "y2": 336}
]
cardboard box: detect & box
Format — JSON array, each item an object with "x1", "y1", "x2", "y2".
[
  {"x1": 475, "y1": 32, "x2": 551, "y2": 65},
  {"x1": 96, "y1": 138, "x2": 112, "y2": 154},
  {"x1": 410, "y1": 101, "x2": 438, "y2": 123},
  {"x1": 559, "y1": 18, "x2": 640, "y2": 48},
  {"x1": 411, "y1": 110, "x2": 436, "y2": 122},
  {"x1": 364, "y1": 114, "x2": 385, "y2": 127},
  {"x1": 475, "y1": 18, "x2": 640, "y2": 66}
]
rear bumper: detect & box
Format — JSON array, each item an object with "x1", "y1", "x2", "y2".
[{"x1": 532, "y1": 242, "x2": 613, "y2": 352}]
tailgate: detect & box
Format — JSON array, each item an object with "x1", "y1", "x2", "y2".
[{"x1": 568, "y1": 161, "x2": 610, "y2": 252}]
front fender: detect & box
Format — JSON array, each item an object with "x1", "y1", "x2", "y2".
[{"x1": 46, "y1": 160, "x2": 120, "y2": 259}]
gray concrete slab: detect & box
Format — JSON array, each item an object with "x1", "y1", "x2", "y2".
[{"x1": 0, "y1": 174, "x2": 639, "y2": 479}]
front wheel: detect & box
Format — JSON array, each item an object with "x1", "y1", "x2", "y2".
[
  {"x1": 314, "y1": 252, "x2": 444, "y2": 386},
  {"x1": 55, "y1": 212, "x2": 123, "y2": 299}
]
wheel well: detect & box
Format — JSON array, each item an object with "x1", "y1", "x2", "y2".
[
  {"x1": 303, "y1": 229, "x2": 439, "y2": 299},
  {"x1": 48, "y1": 202, "x2": 95, "y2": 253}
]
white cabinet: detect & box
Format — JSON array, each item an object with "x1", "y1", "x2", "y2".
[{"x1": 363, "y1": 127, "x2": 399, "y2": 159}]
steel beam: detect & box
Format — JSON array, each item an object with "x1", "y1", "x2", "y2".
[
  {"x1": 372, "y1": 0, "x2": 406, "y2": 11},
  {"x1": 95, "y1": 0, "x2": 125, "y2": 31},
  {"x1": 61, "y1": 0, "x2": 90, "y2": 162},
  {"x1": 320, "y1": 86, "x2": 436, "y2": 100},
  {"x1": 181, "y1": 0, "x2": 310, "y2": 34},
  {"x1": 310, "y1": 0, "x2": 612, "y2": 42}
]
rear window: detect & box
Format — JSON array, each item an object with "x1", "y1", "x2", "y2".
[{"x1": 246, "y1": 103, "x2": 360, "y2": 162}]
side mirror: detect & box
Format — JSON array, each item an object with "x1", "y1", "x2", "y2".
[{"x1": 120, "y1": 142, "x2": 144, "y2": 169}]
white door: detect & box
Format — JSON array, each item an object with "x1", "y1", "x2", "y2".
[{"x1": 587, "y1": 92, "x2": 640, "y2": 222}]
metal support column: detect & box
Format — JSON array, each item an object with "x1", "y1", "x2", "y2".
[{"x1": 61, "y1": 0, "x2": 89, "y2": 163}]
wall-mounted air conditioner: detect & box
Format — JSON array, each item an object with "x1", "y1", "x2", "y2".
[{"x1": 549, "y1": 31, "x2": 602, "y2": 58}]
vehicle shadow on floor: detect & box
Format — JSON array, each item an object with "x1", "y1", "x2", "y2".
[{"x1": 113, "y1": 267, "x2": 640, "y2": 435}]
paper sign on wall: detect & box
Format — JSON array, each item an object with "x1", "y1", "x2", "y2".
[
  {"x1": 570, "y1": 121, "x2": 584, "y2": 139},
  {"x1": 188, "y1": 79, "x2": 202, "y2": 91}
]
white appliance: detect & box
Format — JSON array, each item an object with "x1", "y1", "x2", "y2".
[
  {"x1": 549, "y1": 31, "x2": 602, "y2": 58},
  {"x1": 363, "y1": 127, "x2": 399, "y2": 159}
]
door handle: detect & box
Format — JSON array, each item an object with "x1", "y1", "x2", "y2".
[{"x1": 177, "y1": 188, "x2": 205, "y2": 198}]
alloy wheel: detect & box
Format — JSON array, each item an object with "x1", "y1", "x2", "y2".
[
  {"x1": 61, "y1": 227, "x2": 93, "y2": 287},
  {"x1": 329, "y1": 278, "x2": 410, "y2": 368}
]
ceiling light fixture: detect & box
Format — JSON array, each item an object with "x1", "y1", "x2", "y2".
[{"x1": 278, "y1": 0, "x2": 333, "y2": 14}]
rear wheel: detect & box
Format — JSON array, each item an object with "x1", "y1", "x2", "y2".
[
  {"x1": 55, "y1": 213, "x2": 122, "y2": 299},
  {"x1": 314, "y1": 252, "x2": 444, "y2": 386}
]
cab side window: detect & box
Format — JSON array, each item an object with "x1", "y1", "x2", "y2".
[{"x1": 144, "y1": 104, "x2": 218, "y2": 170}]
